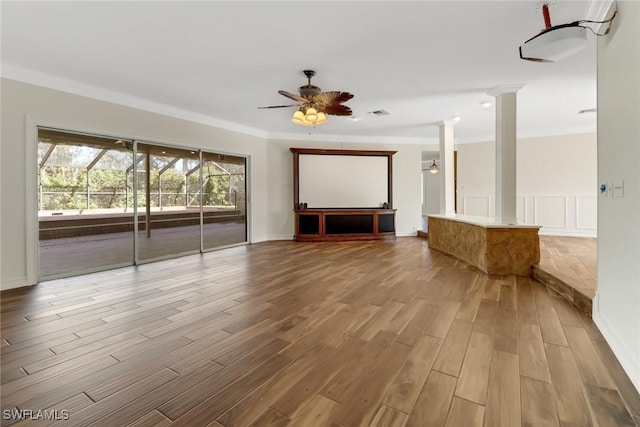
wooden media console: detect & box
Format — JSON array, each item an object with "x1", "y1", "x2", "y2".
[{"x1": 295, "y1": 208, "x2": 396, "y2": 242}]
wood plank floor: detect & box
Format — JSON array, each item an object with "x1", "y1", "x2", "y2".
[
  {"x1": 2, "y1": 238, "x2": 639, "y2": 426},
  {"x1": 538, "y1": 235, "x2": 597, "y2": 297}
]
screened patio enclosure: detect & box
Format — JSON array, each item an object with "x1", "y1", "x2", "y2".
[{"x1": 38, "y1": 129, "x2": 247, "y2": 279}]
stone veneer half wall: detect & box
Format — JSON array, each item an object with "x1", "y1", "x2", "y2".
[{"x1": 427, "y1": 216, "x2": 540, "y2": 276}]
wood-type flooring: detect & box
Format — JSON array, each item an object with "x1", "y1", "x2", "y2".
[
  {"x1": 538, "y1": 235, "x2": 598, "y2": 298},
  {"x1": 2, "y1": 238, "x2": 639, "y2": 426}
]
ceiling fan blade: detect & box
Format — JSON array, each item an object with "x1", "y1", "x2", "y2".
[
  {"x1": 312, "y1": 91, "x2": 354, "y2": 107},
  {"x1": 258, "y1": 104, "x2": 300, "y2": 109},
  {"x1": 261, "y1": 73, "x2": 354, "y2": 120},
  {"x1": 278, "y1": 90, "x2": 306, "y2": 102},
  {"x1": 323, "y1": 104, "x2": 353, "y2": 116}
]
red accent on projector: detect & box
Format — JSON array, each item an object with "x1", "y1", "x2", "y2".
[{"x1": 542, "y1": 4, "x2": 552, "y2": 29}]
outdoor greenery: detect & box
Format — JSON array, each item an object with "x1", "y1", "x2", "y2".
[{"x1": 38, "y1": 144, "x2": 245, "y2": 211}]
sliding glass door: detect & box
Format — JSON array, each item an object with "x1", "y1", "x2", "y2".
[
  {"x1": 136, "y1": 143, "x2": 202, "y2": 262},
  {"x1": 202, "y1": 152, "x2": 247, "y2": 250},
  {"x1": 37, "y1": 128, "x2": 248, "y2": 280},
  {"x1": 38, "y1": 129, "x2": 135, "y2": 278}
]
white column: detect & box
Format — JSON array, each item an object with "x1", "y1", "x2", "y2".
[
  {"x1": 437, "y1": 120, "x2": 456, "y2": 215},
  {"x1": 487, "y1": 84, "x2": 524, "y2": 224}
]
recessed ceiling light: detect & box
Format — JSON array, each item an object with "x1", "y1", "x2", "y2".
[
  {"x1": 349, "y1": 116, "x2": 361, "y2": 122},
  {"x1": 453, "y1": 116, "x2": 462, "y2": 123},
  {"x1": 481, "y1": 101, "x2": 492, "y2": 108}
]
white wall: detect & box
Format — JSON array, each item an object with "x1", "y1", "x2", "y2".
[
  {"x1": 266, "y1": 139, "x2": 433, "y2": 240},
  {"x1": 456, "y1": 142, "x2": 495, "y2": 217},
  {"x1": 421, "y1": 169, "x2": 440, "y2": 225},
  {"x1": 594, "y1": 1, "x2": 640, "y2": 394},
  {"x1": 456, "y1": 133, "x2": 598, "y2": 236},
  {"x1": 0, "y1": 78, "x2": 269, "y2": 290}
]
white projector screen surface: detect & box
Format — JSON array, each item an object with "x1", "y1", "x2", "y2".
[{"x1": 298, "y1": 154, "x2": 389, "y2": 208}]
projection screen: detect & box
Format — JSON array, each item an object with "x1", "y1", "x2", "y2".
[{"x1": 298, "y1": 154, "x2": 389, "y2": 208}]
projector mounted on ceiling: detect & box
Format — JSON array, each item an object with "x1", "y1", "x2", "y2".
[
  {"x1": 519, "y1": 3, "x2": 617, "y2": 63},
  {"x1": 519, "y1": 22, "x2": 587, "y2": 63}
]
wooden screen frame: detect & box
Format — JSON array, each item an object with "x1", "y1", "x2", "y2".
[{"x1": 289, "y1": 147, "x2": 397, "y2": 210}]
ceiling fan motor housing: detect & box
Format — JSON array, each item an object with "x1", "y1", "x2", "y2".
[
  {"x1": 300, "y1": 69, "x2": 321, "y2": 98},
  {"x1": 299, "y1": 85, "x2": 321, "y2": 98}
]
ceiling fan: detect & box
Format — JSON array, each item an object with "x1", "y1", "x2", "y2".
[{"x1": 259, "y1": 70, "x2": 354, "y2": 126}]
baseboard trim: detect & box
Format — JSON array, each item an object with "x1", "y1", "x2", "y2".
[
  {"x1": 1, "y1": 277, "x2": 31, "y2": 292},
  {"x1": 396, "y1": 232, "x2": 418, "y2": 237},
  {"x1": 593, "y1": 297, "x2": 640, "y2": 394},
  {"x1": 266, "y1": 235, "x2": 295, "y2": 241}
]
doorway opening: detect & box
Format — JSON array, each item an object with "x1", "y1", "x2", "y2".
[{"x1": 421, "y1": 150, "x2": 457, "y2": 231}]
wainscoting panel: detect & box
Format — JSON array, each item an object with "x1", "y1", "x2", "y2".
[
  {"x1": 576, "y1": 196, "x2": 598, "y2": 229},
  {"x1": 457, "y1": 190, "x2": 596, "y2": 237},
  {"x1": 534, "y1": 196, "x2": 567, "y2": 228}
]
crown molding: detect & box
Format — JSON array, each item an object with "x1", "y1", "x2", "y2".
[
  {"x1": 1, "y1": 63, "x2": 270, "y2": 139},
  {"x1": 0, "y1": 64, "x2": 445, "y2": 146},
  {"x1": 265, "y1": 131, "x2": 437, "y2": 145},
  {"x1": 1, "y1": 64, "x2": 593, "y2": 147},
  {"x1": 434, "y1": 119, "x2": 457, "y2": 127},
  {"x1": 584, "y1": 0, "x2": 616, "y2": 34},
  {"x1": 486, "y1": 84, "x2": 526, "y2": 97}
]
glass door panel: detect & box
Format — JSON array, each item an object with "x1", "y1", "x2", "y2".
[
  {"x1": 37, "y1": 129, "x2": 134, "y2": 279},
  {"x1": 202, "y1": 152, "x2": 247, "y2": 250},
  {"x1": 136, "y1": 143, "x2": 201, "y2": 262},
  {"x1": 37, "y1": 130, "x2": 250, "y2": 279}
]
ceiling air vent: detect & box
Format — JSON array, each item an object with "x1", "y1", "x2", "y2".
[{"x1": 368, "y1": 109, "x2": 390, "y2": 116}]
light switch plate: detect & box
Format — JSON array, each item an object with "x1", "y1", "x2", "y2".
[{"x1": 613, "y1": 180, "x2": 624, "y2": 198}]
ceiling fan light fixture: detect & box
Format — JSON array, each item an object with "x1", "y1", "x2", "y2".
[
  {"x1": 292, "y1": 107, "x2": 324, "y2": 126},
  {"x1": 315, "y1": 112, "x2": 327, "y2": 125},
  {"x1": 301, "y1": 115, "x2": 314, "y2": 126},
  {"x1": 291, "y1": 110, "x2": 306, "y2": 125},
  {"x1": 304, "y1": 107, "x2": 318, "y2": 123}
]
